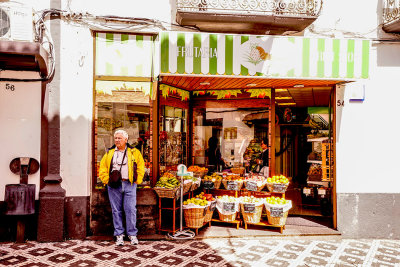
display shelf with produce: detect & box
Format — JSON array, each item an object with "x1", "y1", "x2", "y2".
[{"x1": 302, "y1": 135, "x2": 333, "y2": 216}]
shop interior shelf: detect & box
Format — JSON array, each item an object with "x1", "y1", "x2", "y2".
[
  {"x1": 307, "y1": 137, "x2": 330, "y2": 142},
  {"x1": 307, "y1": 160, "x2": 322, "y2": 164},
  {"x1": 307, "y1": 180, "x2": 330, "y2": 187}
]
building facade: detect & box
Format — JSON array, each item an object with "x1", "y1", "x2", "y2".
[{"x1": 1, "y1": 0, "x2": 399, "y2": 241}]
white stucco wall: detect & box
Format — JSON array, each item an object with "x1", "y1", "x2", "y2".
[
  {"x1": 64, "y1": 0, "x2": 174, "y2": 31},
  {"x1": 59, "y1": 22, "x2": 93, "y2": 197},
  {"x1": 336, "y1": 43, "x2": 400, "y2": 194},
  {"x1": 0, "y1": 71, "x2": 42, "y2": 200}
]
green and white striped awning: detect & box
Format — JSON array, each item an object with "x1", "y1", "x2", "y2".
[
  {"x1": 95, "y1": 33, "x2": 155, "y2": 77},
  {"x1": 160, "y1": 31, "x2": 370, "y2": 80}
]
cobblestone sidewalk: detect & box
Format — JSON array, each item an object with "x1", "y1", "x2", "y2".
[{"x1": 0, "y1": 237, "x2": 399, "y2": 266}]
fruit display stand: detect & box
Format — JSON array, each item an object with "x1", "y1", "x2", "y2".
[
  {"x1": 196, "y1": 172, "x2": 293, "y2": 233},
  {"x1": 158, "y1": 192, "x2": 190, "y2": 234},
  {"x1": 155, "y1": 172, "x2": 190, "y2": 234}
]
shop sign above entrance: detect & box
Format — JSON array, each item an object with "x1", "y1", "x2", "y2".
[
  {"x1": 95, "y1": 33, "x2": 155, "y2": 77},
  {"x1": 160, "y1": 31, "x2": 370, "y2": 80}
]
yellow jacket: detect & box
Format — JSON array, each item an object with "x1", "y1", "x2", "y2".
[{"x1": 99, "y1": 144, "x2": 145, "y2": 185}]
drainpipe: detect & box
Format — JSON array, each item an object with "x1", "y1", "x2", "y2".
[{"x1": 37, "y1": 0, "x2": 65, "y2": 242}]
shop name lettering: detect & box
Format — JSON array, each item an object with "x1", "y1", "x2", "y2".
[{"x1": 177, "y1": 46, "x2": 218, "y2": 58}]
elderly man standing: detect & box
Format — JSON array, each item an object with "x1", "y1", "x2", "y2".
[{"x1": 99, "y1": 129, "x2": 145, "y2": 246}]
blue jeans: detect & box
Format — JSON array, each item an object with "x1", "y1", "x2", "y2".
[{"x1": 108, "y1": 181, "x2": 138, "y2": 236}]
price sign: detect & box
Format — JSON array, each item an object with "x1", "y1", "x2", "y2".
[
  {"x1": 243, "y1": 203, "x2": 256, "y2": 213},
  {"x1": 210, "y1": 201, "x2": 217, "y2": 211},
  {"x1": 270, "y1": 207, "x2": 284, "y2": 217},
  {"x1": 223, "y1": 202, "x2": 236, "y2": 213},
  {"x1": 203, "y1": 180, "x2": 214, "y2": 189},
  {"x1": 227, "y1": 181, "x2": 238, "y2": 191},
  {"x1": 246, "y1": 181, "x2": 257, "y2": 191},
  {"x1": 303, "y1": 188, "x2": 311, "y2": 195},
  {"x1": 273, "y1": 183, "x2": 287, "y2": 193},
  {"x1": 318, "y1": 188, "x2": 326, "y2": 195}
]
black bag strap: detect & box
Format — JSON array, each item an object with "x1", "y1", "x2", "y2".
[{"x1": 118, "y1": 148, "x2": 127, "y2": 172}]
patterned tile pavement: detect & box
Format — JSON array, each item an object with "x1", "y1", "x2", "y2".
[{"x1": 0, "y1": 237, "x2": 399, "y2": 267}]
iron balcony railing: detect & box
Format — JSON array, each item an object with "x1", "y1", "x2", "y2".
[
  {"x1": 176, "y1": 0, "x2": 323, "y2": 17},
  {"x1": 383, "y1": 0, "x2": 400, "y2": 24}
]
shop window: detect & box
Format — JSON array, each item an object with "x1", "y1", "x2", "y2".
[
  {"x1": 193, "y1": 107, "x2": 268, "y2": 173},
  {"x1": 94, "y1": 81, "x2": 151, "y2": 189},
  {"x1": 159, "y1": 105, "x2": 187, "y2": 173}
]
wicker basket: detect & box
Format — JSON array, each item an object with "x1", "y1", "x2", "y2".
[
  {"x1": 202, "y1": 179, "x2": 222, "y2": 189},
  {"x1": 244, "y1": 180, "x2": 266, "y2": 192},
  {"x1": 217, "y1": 210, "x2": 237, "y2": 222},
  {"x1": 190, "y1": 178, "x2": 201, "y2": 191},
  {"x1": 231, "y1": 167, "x2": 245, "y2": 175},
  {"x1": 240, "y1": 203, "x2": 263, "y2": 224},
  {"x1": 265, "y1": 182, "x2": 289, "y2": 193},
  {"x1": 222, "y1": 179, "x2": 244, "y2": 191},
  {"x1": 184, "y1": 207, "x2": 206, "y2": 228},
  {"x1": 183, "y1": 180, "x2": 192, "y2": 194},
  {"x1": 193, "y1": 171, "x2": 206, "y2": 179},
  {"x1": 204, "y1": 206, "x2": 214, "y2": 223},
  {"x1": 266, "y1": 210, "x2": 289, "y2": 226},
  {"x1": 154, "y1": 186, "x2": 180, "y2": 199}
]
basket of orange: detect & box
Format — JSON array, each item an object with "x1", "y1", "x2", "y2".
[{"x1": 188, "y1": 165, "x2": 208, "y2": 178}]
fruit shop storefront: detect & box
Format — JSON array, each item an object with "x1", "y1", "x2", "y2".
[{"x1": 91, "y1": 31, "x2": 370, "y2": 236}]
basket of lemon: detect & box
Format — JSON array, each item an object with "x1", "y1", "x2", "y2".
[
  {"x1": 239, "y1": 196, "x2": 264, "y2": 224},
  {"x1": 183, "y1": 196, "x2": 209, "y2": 228},
  {"x1": 202, "y1": 173, "x2": 222, "y2": 190},
  {"x1": 265, "y1": 175, "x2": 290, "y2": 193},
  {"x1": 264, "y1": 196, "x2": 292, "y2": 226}
]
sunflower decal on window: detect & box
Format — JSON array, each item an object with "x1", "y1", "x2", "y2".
[{"x1": 246, "y1": 43, "x2": 271, "y2": 66}]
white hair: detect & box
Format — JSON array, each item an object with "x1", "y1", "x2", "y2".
[{"x1": 114, "y1": 129, "x2": 128, "y2": 140}]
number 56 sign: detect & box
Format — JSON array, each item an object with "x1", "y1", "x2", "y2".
[{"x1": 5, "y1": 83, "x2": 15, "y2": 91}]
